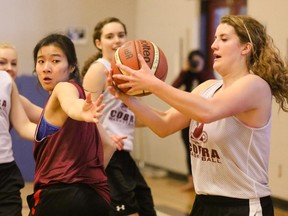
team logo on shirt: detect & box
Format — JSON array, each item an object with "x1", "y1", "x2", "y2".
[
  {"x1": 120, "y1": 103, "x2": 128, "y2": 111},
  {"x1": 189, "y1": 122, "x2": 221, "y2": 163},
  {"x1": 108, "y1": 103, "x2": 135, "y2": 126},
  {"x1": 191, "y1": 122, "x2": 208, "y2": 142},
  {"x1": 0, "y1": 99, "x2": 7, "y2": 111}
]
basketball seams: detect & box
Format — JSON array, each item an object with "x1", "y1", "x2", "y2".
[
  {"x1": 114, "y1": 48, "x2": 129, "y2": 76},
  {"x1": 150, "y1": 42, "x2": 159, "y2": 76},
  {"x1": 135, "y1": 40, "x2": 141, "y2": 70}
]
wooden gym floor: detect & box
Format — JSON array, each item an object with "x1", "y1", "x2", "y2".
[{"x1": 21, "y1": 168, "x2": 288, "y2": 216}]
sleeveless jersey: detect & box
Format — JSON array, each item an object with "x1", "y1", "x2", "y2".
[
  {"x1": 190, "y1": 80, "x2": 272, "y2": 198},
  {"x1": 97, "y1": 58, "x2": 135, "y2": 151},
  {"x1": 0, "y1": 71, "x2": 14, "y2": 163},
  {"x1": 0, "y1": 71, "x2": 14, "y2": 164},
  {"x1": 34, "y1": 81, "x2": 109, "y2": 202}
]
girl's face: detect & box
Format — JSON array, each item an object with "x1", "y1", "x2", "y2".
[
  {"x1": 96, "y1": 22, "x2": 127, "y2": 62},
  {"x1": 0, "y1": 48, "x2": 18, "y2": 79},
  {"x1": 211, "y1": 23, "x2": 246, "y2": 75},
  {"x1": 35, "y1": 45, "x2": 73, "y2": 94}
]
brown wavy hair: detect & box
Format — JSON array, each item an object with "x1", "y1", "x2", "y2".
[{"x1": 221, "y1": 15, "x2": 288, "y2": 112}]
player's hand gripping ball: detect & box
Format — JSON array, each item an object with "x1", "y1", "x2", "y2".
[{"x1": 111, "y1": 39, "x2": 168, "y2": 96}]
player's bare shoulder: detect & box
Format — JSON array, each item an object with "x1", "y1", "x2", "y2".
[
  {"x1": 192, "y1": 79, "x2": 219, "y2": 95},
  {"x1": 87, "y1": 61, "x2": 106, "y2": 75},
  {"x1": 240, "y1": 74, "x2": 271, "y2": 95}
]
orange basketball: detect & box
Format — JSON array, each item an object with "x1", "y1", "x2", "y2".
[{"x1": 111, "y1": 39, "x2": 168, "y2": 96}]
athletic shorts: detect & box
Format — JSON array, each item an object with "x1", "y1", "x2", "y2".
[
  {"x1": 0, "y1": 161, "x2": 24, "y2": 216},
  {"x1": 106, "y1": 151, "x2": 157, "y2": 216},
  {"x1": 27, "y1": 183, "x2": 111, "y2": 216},
  {"x1": 190, "y1": 194, "x2": 274, "y2": 216}
]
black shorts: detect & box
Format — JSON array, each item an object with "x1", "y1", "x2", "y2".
[
  {"x1": 106, "y1": 151, "x2": 157, "y2": 216},
  {"x1": 0, "y1": 161, "x2": 24, "y2": 216},
  {"x1": 190, "y1": 194, "x2": 274, "y2": 216},
  {"x1": 27, "y1": 183, "x2": 111, "y2": 216}
]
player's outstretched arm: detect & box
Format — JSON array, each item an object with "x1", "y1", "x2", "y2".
[
  {"x1": 10, "y1": 81, "x2": 36, "y2": 141},
  {"x1": 53, "y1": 82, "x2": 105, "y2": 124},
  {"x1": 20, "y1": 95, "x2": 42, "y2": 123},
  {"x1": 106, "y1": 69, "x2": 190, "y2": 137}
]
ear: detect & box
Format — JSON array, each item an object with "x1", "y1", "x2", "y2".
[
  {"x1": 69, "y1": 65, "x2": 75, "y2": 73},
  {"x1": 95, "y1": 39, "x2": 102, "y2": 50},
  {"x1": 241, "y1": 43, "x2": 252, "y2": 55}
]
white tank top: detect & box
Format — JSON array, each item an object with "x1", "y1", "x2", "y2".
[
  {"x1": 190, "y1": 80, "x2": 272, "y2": 198},
  {"x1": 0, "y1": 71, "x2": 14, "y2": 163},
  {"x1": 96, "y1": 58, "x2": 135, "y2": 151}
]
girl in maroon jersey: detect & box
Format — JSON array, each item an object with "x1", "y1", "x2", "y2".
[{"x1": 27, "y1": 33, "x2": 125, "y2": 216}]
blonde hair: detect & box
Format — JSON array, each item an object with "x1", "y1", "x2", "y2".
[
  {"x1": 221, "y1": 15, "x2": 288, "y2": 112},
  {"x1": 0, "y1": 42, "x2": 16, "y2": 50}
]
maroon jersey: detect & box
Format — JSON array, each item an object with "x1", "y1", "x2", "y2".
[{"x1": 33, "y1": 81, "x2": 109, "y2": 202}]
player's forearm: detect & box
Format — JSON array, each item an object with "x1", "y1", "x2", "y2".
[
  {"x1": 66, "y1": 99, "x2": 87, "y2": 121},
  {"x1": 17, "y1": 123, "x2": 36, "y2": 141},
  {"x1": 20, "y1": 95, "x2": 42, "y2": 123},
  {"x1": 123, "y1": 97, "x2": 171, "y2": 137}
]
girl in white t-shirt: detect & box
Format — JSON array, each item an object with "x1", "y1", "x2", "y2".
[{"x1": 106, "y1": 15, "x2": 288, "y2": 216}]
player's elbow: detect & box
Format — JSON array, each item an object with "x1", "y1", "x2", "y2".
[
  {"x1": 157, "y1": 132, "x2": 168, "y2": 138},
  {"x1": 194, "y1": 111, "x2": 217, "y2": 124},
  {"x1": 152, "y1": 128, "x2": 175, "y2": 138}
]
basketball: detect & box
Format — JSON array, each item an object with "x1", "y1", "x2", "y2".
[{"x1": 111, "y1": 39, "x2": 168, "y2": 96}]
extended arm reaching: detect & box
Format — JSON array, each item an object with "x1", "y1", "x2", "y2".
[{"x1": 10, "y1": 81, "x2": 36, "y2": 141}]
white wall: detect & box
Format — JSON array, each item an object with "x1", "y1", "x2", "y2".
[
  {"x1": 248, "y1": 0, "x2": 288, "y2": 201},
  {"x1": 132, "y1": 0, "x2": 201, "y2": 175},
  {"x1": 0, "y1": 0, "x2": 137, "y2": 75}
]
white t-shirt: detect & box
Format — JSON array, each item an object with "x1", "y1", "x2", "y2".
[
  {"x1": 97, "y1": 58, "x2": 135, "y2": 151},
  {"x1": 0, "y1": 71, "x2": 14, "y2": 163},
  {"x1": 190, "y1": 80, "x2": 272, "y2": 198}
]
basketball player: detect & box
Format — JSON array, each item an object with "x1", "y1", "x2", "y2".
[
  {"x1": 82, "y1": 17, "x2": 157, "y2": 216},
  {"x1": 0, "y1": 42, "x2": 42, "y2": 123},
  {"x1": 0, "y1": 71, "x2": 36, "y2": 216},
  {"x1": 26, "y1": 33, "x2": 125, "y2": 216},
  {"x1": 107, "y1": 15, "x2": 288, "y2": 215}
]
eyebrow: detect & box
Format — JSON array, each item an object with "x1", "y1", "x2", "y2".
[
  {"x1": 37, "y1": 53, "x2": 62, "y2": 59},
  {"x1": 218, "y1": 33, "x2": 229, "y2": 37}
]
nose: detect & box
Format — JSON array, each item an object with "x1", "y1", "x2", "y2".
[
  {"x1": 114, "y1": 36, "x2": 122, "y2": 43},
  {"x1": 2, "y1": 63, "x2": 14, "y2": 72},
  {"x1": 211, "y1": 39, "x2": 217, "y2": 50},
  {"x1": 43, "y1": 61, "x2": 51, "y2": 72},
  {"x1": 1, "y1": 64, "x2": 17, "y2": 79},
  {"x1": 6, "y1": 63, "x2": 12, "y2": 71}
]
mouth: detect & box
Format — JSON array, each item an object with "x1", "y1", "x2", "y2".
[
  {"x1": 213, "y1": 54, "x2": 221, "y2": 61},
  {"x1": 44, "y1": 76, "x2": 51, "y2": 80},
  {"x1": 42, "y1": 77, "x2": 52, "y2": 84}
]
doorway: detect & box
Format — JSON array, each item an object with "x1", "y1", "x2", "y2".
[{"x1": 200, "y1": 0, "x2": 247, "y2": 72}]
